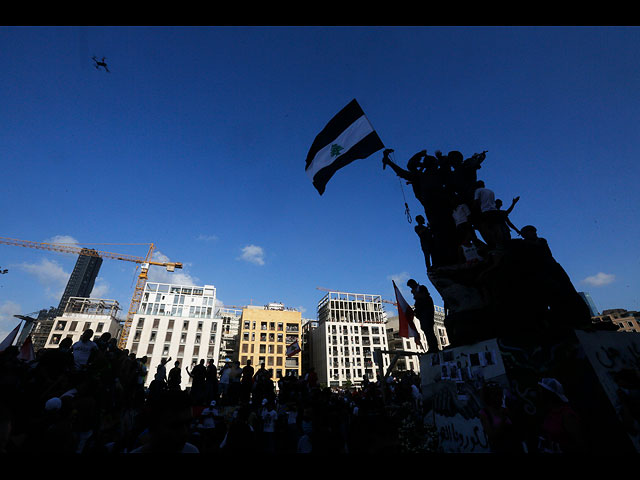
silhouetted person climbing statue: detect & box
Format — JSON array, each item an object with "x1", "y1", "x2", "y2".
[
  {"x1": 495, "y1": 197, "x2": 521, "y2": 239},
  {"x1": 414, "y1": 215, "x2": 434, "y2": 270},
  {"x1": 92, "y1": 56, "x2": 110, "y2": 72},
  {"x1": 407, "y1": 279, "x2": 439, "y2": 353}
]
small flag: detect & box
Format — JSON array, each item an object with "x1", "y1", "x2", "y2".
[
  {"x1": 0, "y1": 323, "x2": 21, "y2": 352},
  {"x1": 17, "y1": 335, "x2": 35, "y2": 362},
  {"x1": 286, "y1": 340, "x2": 301, "y2": 357},
  {"x1": 392, "y1": 280, "x2": 422, "y2": 348},
  {"x1": 305, "y1": 99, "x2": 384, "y2": 195}
]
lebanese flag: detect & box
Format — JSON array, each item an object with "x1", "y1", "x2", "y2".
[
  {"x1": 17, "y1": 335, "x2": 35, "y2": 362},
  {"x1": 0, "y1": 323, "x2": 21, "y2": 352},
  {"x1": 286, "y1": 340, "x2": 301, "y2": 357},
  {"x1": 392, "y1": 280, "x2": 422, "y2": 348},
  {"x1": 305, "y1": 99, "x2": 384, "y2": 195}
]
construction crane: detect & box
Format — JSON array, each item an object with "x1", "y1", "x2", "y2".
[{"x1": 0, "y1": 236, "x2": 182, "y2": 349}]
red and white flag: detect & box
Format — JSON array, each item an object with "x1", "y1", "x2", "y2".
[
  {"x1": 392, "y1": 280, "x2": 422, "y2": 349},
  {"x1": 0, "y1": 323, "x2": 21, "y2": 352},
  {"x1": 17, "y1": 335, "x2": 35, "y2": 363},
  {"x1": 286, "y1": 340, "x2": 301, "y2": 357}
]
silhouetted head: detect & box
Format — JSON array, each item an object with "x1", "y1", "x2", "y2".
[
  {"x1": 415, "y1": 215, "x2": 425, "y2": 225},
  {"x1": 59, "y1": 337, "x2": 73, "y2": 350},
  {"x1": 475, "y1": 180, "x2": 485, "y2": 189},
  {"x1": 520, "y1": 225, "x2": 538, "y2": 240},
  {"x1": 495, "y1": 199, "x2": 503, "y2": 209},
  {"x1": 407, "y1": 279, "x2": 418, "y2": 289},
  {"x1": 80, "y1": 329, "x2": 94, "y2": 342},
  {"x1": 448, "y1": 151, "x2": 463, "y2": 167}
]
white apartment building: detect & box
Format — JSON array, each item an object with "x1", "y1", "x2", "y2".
[
  {"x1": 125, "y1": 282, "x2": 222, "y2": 388},
  {"x1": 386, "y1": 305, "x2": 448, "y2": 374},
  {"x1": 45, "y1": 297, "x2": 121, "y2": 348},
  {"x1": 310, "y1": 290, "x2": 391, "y2": 388}
]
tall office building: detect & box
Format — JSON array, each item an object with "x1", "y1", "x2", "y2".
[
  {"x1": 578, "y1": 291, "x2": 600, "y2": 317},
  {"x1": 58, "y1": 249, "x2": 103, "y2": 314},
  {"x1": 125, "y1": 282, "x2": 221, "y2": 388},
  {"x1": 310, "y1": 290, "x2": 390, "y2": 388},
  {"x1": 237, "y1": 303, "x2": 303, "y2": 381}
]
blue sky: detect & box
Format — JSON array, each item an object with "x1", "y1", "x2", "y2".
[{"x1": 2, "y1": 26, "x2": 639, "y2": 340}]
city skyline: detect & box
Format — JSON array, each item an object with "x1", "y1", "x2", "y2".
[{"x1": 2, "y1": 26, "x2": 639, "y2": 340}]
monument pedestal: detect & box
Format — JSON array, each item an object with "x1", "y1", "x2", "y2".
[{"x1": 419, "y1": 328, "x2": 640, "y2": 453}]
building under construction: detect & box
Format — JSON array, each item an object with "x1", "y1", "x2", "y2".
[
  {"x1": 309, "y1": 290, "x2": 391, "y2": 388},
  {"x1": 44, "y1": 297, "x2": 121, "y2": 349}
]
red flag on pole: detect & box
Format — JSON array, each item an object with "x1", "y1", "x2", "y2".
[
  {"x1": 392, "y1": 280, "x2": 422, "y2": 349},
  {"x1": 17, "y1": 335, "x2": 35, "y2": 362}
]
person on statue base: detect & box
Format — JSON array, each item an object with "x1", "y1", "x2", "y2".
[
  {"x1": 414, "y1": 215, "x2": 434, "y2": 271},
  {"x1": 495, "y1": 197, "x2": 521, "y2": 239},
  {"x1": 473, "y1": 181, "x2": 506, "y2": 249},
  {"x1": 407, "y1": 279, "x2": 439, "y2": 353}
]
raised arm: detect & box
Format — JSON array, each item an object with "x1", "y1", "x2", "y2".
[
  {"x1": 382, "y1": 149, "x2": 414, "y2": 182},
  {"x1": 505, "y1": 196, "x2": 520, "y2": 215}
]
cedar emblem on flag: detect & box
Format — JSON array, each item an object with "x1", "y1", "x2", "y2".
[
  {"x1": 305, "y1": 99, "x2": 385, "y2": 195},
  {"x1": 392, "y1": 280, "x2": 423, "y2": 349}
]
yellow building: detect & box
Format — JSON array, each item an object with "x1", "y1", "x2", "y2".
[{"x1": 238, "y1": 303, "x2": 302, "y2": 381}]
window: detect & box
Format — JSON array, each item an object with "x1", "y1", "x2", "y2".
[
  {"x1": 153, "y1": 318, "x2": 160, "y2": 329},
  {"x1": 51, "y1": 335, "x2": 61, "y2": 345},
  {"x1": 165, "y1": 332, "x2": 172, "y2": 342},
  {"x1": 180, "y1": 333, "x2": 186, "y2": 344},
  {"x1": 56, "y1": 321, "x2": 66, "y2": 330},
  {"x1": 96, "y1": 323, "x2": 104, "y2": 333},
  {"x1": 149, "y1": 331, "x2": 157, "y2": 342}
]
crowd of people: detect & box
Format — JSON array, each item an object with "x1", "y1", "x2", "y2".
[{"x1": 0, "y1": 329, "x2": 427, "y2": 454}]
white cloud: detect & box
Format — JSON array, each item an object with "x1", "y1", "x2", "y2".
[
  {"x1": 45, "y1": 235, "x2": 79, "y2": 245},
  {"x1": 91, "y1": 277, "x2": 110, "y2": 298},
  {"x1": 146, "y1": 250, "x2": 199, "y2": 286},
  {"x1": 238, "y1": 245, "x2": 265, "y2": 266},
  {"x1": 582, "y1": 272, "x2": 616, "y2": 287},
  {"x1": 196, "y1": 234, "x2": 218, "y2": 242},
  {"x1": 18, "y1": 258, "x2": 70, "y2": 300},
  {"x1": 387, "y1": 272, "x2": 411, "y2": 286}
]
